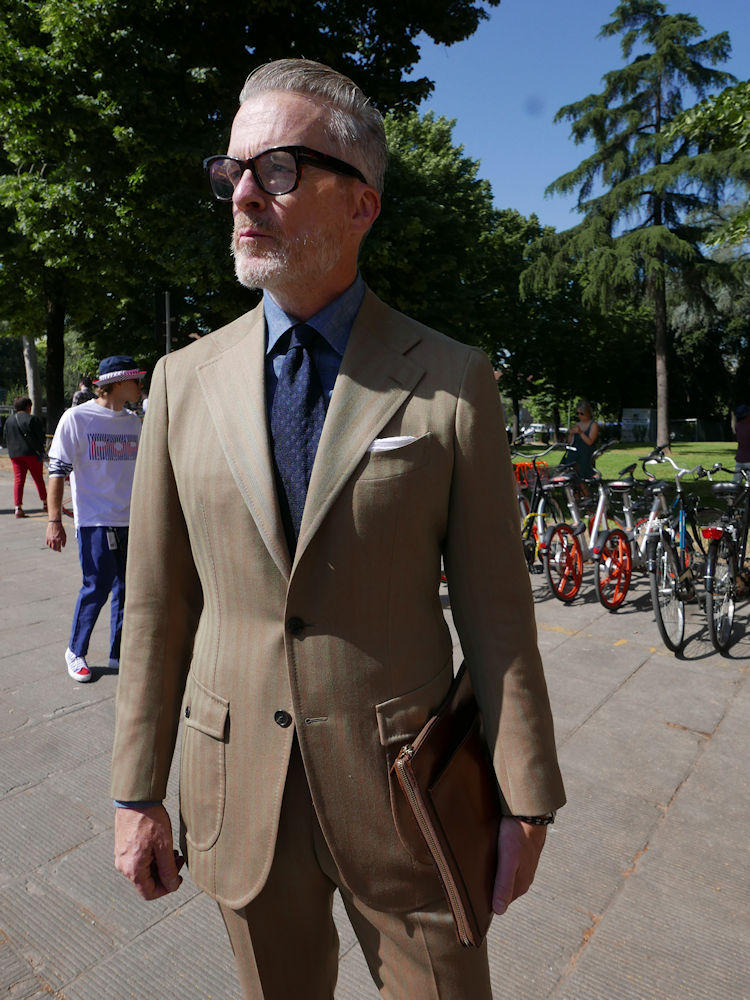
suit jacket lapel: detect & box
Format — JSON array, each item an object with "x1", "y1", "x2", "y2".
[
  {"x1": 197, "y1": 305, "x2": 291, "y2": 580},
  {"x1": 294, "y1": 291, "x2": 425, "y2": 570}
]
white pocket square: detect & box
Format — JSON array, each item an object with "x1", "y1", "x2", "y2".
[{"x1": 367, "y1": 435, "x2": 418, "y2": 453}]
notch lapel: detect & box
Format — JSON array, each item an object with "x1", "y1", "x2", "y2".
[
  {"x1": 294, "y1": 292, "x2": 425, "y2": 570},
  {"x1": 197, "y1": 306, "x2": 290, "y2": 580}
]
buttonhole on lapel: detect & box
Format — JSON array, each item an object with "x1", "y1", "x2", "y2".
[
  {"x1": 185, "y1": 705, "x2": 191, "y2": 719},
  {"x1": 304, "y1": 717, "x2": 328, "y2": 725}
]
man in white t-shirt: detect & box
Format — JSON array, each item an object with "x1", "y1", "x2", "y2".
[{"x1": 46, "y1": 355, "x2": 145, "y2": 682}]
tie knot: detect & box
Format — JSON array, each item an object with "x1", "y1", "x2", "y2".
[{"x1": 290, "y1": 323, "x2": 318, "y2": 350}]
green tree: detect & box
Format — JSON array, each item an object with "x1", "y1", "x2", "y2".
[
  {"x1": 667, "y1": 80, "x2": 750, "y2": 247},
  {"x1": 524, "y1": 0, "x2": 746, "y2": 448},
  {"x1": 0, "y1": 0, "x2": 500, "y2": 429},
  {"x1": 361, "y1": 111, "x2": 497, "y2": 341}
]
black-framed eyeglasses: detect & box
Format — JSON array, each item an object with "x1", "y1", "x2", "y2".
[{"x1": 203, "y1": 145, "x2": 367, "y2": 200}]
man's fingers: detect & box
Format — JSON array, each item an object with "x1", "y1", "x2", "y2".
[
  {"x1": 114, "y1": 804, "x2": 182, "y2": 901},
  {"x1": 152, "y1": 837, "x2": 182, "y2": 894},
  {"x1": 492, "y1": 817, "x2": 548, "y2": 916},
  {"x1": 45, "y1": 525, "x2": 66, "y2": 551},
  {"x1": 492, "y1": 827, "x2": 520, "y2": 915}
]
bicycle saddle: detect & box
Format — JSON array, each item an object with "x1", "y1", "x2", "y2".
[
  {"x1": 711, "y1": 482, "x2": 743, "y2": 497},
  {"x1": 608, "y1": 477, "x2": 635, "y2": 492},
  {"x1": 643, "y1": 479, "x2": 670, "y2": 494}
]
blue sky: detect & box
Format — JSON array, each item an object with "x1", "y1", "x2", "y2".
[{"x1": 410, "y1": 0, "x2": 750, "y2": 231}]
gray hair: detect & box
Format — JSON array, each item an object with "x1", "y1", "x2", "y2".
[{"x1": 239, "y1": 59, "x2": 387, "y2": 195}]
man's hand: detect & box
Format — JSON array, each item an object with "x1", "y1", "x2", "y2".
[
  {"x1": 45, "y1": 477, "x2": 67, "y2": 551},
  {"x1": 114, "y1": 804, "x2": 184, "y2": 900},
  {"x1": 46, "y1": 521, "x2": 67, "y2": 551},
  {"x1": 492, "y1": 816, "x2": 547, "y2": 915}
]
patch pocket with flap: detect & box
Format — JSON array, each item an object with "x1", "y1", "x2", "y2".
[{"x1": 180, "y1": 674, "x2": 229, "y2": 851}]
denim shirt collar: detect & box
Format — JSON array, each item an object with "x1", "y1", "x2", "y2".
[{"x1": 264, "y1": 272, "x2": 365, "y2": 358}]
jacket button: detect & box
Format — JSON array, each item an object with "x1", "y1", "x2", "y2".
[
  {"x1": 185, "y1": 705, "x2": 191, "y2": 718},
  {"x1": 274, "y1": 710, "x2": 292, "y2": 728},
  {"x1": 286, "y1": 616, "x2": 306, "y2": 636}
]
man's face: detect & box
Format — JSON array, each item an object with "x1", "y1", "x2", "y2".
[
  {"x1": 115, "y1": 379, "x2": 142, "y2": 406},
  {"x1": 227, "y1": 91, "x2": 360, "y2": 296}
]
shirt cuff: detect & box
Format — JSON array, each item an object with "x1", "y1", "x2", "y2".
[{"x1": 114, "y1": 800, "x2": 162, "y2": 809}]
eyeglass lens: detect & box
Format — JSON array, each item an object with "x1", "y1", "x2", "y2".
[{"x1": 209, "y1": 150, "x2": 299, "y2": 199}]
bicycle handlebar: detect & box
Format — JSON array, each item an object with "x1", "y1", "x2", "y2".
[
  {"x1": 592, "y1": 438, "x2": 620, "y2": 460},
  {"x1": 642, "y1": 450, "x2": 709, "y2": 490},
  {"x1": 510, "y1": 440, "x2": 564, "y2": 458}
]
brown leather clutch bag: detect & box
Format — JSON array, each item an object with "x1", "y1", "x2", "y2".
[{"x1": 391, "y1": 662, "x2": 502, "y2": 947}]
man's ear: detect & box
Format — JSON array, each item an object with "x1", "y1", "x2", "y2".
[{"x1": 351, "y1": 185, "x2": 381, "y2": 235}]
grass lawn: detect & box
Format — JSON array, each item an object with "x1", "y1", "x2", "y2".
[{"x1": 513, "y1": 441, "x2": 737, "y2": 482}]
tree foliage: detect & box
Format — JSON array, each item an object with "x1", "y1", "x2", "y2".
[
  {"x1": 0, "y1": 0, "x2": 499, "y2": 427},
  {"x1": 361, "y1": 111, "x2": 497, "y2": 340},
  {"x1": 667, "y1": 80, "x2": 750, "y2": 246},
  {"x1": 523, "y1": 0, "x2": 747, "y2": 446}
]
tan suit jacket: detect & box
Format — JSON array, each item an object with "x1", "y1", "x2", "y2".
[{"x1": 111, "y1": 289, "x2": 565, "y2": 912}]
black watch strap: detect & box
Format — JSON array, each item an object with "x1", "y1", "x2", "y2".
[{"x1": 512, "y1": 812, "x2": 556, "y2": 826}]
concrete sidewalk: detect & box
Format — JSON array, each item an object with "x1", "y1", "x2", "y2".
[{"x1": 0, "y1": 462, "x2": 748, "y2": 999}]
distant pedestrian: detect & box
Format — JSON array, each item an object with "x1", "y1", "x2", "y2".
[
  {"x1": 2, "y1": 396, "x2": 48, "y2": 519},
  {"x1": 565, "y1": 399, "x2": 599, "y2": 478},
  {"x1": 46, "y1": 356, "x2": 145, "y2": 682},
  {"x1": 72, "y1": 376, "x2": 95, "y2": 407}
]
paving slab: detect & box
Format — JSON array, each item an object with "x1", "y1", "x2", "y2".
[{"x1": 0, "y1": 464, "x2": 748, "y2": 999}]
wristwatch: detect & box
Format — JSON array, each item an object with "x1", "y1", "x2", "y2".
[{"x1": 512, "y1": 812, "x2": 556, "y2": 826}]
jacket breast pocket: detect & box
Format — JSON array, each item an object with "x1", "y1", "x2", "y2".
[
  {"x1": 180, "y1": 674, "x2": 229, "y2": 852},
  {"x1": 358, "y1": 433, "x2": 431, "y2": 482},
  {"x1": 375, "y1": 660, "x2": 454, "y2": 866}
]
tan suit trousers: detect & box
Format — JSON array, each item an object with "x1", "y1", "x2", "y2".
[{"x1": 219, "y1": 738, "x2": 494, "y2": 1000}]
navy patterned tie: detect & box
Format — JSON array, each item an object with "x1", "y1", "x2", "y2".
[{"x1": 270, "y1": 323, "x2": 327, "y2": 554}]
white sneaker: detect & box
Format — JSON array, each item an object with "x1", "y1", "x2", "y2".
[
  {"x1": 65, "y1": 647, "x2": 92, "y2": 683},
  {"x1": 108, "y1": 658, "x2": 119, "y2": 670}
]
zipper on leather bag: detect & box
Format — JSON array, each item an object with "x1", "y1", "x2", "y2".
[{"x1": 393, "y1": 744, "x2": 474, "y2": 945}]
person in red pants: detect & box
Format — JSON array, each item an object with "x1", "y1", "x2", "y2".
[{"x1": 2, "y1": 396, "x2": 47, "y2": 518}]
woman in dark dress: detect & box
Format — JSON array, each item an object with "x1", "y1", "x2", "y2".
[{"x1": 566, "y1": 400, "x2": 599, "y2": 478}]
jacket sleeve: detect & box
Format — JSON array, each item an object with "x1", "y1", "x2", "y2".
[
  {"x1": 110, "y1": 356, "x2": 204, "y2": 801},
  {"x1": 443, "y1": 347, "x2": 565, "y2": 817}
]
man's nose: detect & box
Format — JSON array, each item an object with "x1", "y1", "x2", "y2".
[{"x1": 232, "y1": 167, "x2": 267, "y2": 211}]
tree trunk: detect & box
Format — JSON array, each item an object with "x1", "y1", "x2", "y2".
[
  {"x1": 44, "y1": 292, "x2": 66, "y2": 434},
  {"x1": 512, "y1": 396, "x2": 520, "y2": 443},
  {"x1": 552, "y1": 402, "x2": 562, "y2": 443},
  {"x1": 651, "y1": 274, "x2": 670, "y2": 448},
  {"x1": 21, "y1": 335, "x2": 43, "y2": 417}
]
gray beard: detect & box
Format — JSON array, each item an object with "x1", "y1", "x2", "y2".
[{"x1": 231, "y1": 228, "x2": 346, "y2": 294}]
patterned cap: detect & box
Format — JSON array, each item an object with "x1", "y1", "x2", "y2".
[{"x1": 93, "y1": 355, "x2": 147, "y2": 385}]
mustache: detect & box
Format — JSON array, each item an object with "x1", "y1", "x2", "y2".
[{"x1": 232, "y1": 214, "x2": 279, "y2": 239}]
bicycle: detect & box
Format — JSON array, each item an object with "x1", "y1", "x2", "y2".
[
  {"x1": 541, "y1": 440, "x2": 620, "y2": 602},
  {"x1": 644, "y1": 450, "x2": 715, "y2": 653},
  {"x1": 595, "y1": 452, "x2": 672, "y2": 611},
  {"x1": 701, "y1": 465, "x2": 750, "y2": 654},
  {"x1": 512, "y1": 443, "x2": 565, "y2": 573}
]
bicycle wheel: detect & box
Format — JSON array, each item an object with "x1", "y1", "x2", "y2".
[
  {"x1": 518, "y1": 491, "x2": 530, "y2": 527},
  {"x1": 544, "y1": 523, "x2": 583, "y2": 602},
  {"x1": 705, "y1": 537, "x2": 737, "y2": 654},
  {"x1": 596, "y1": 528, "x2": 632, "y2": 611},
  {"x1": 544, "y1": 495, "x2": 564, "y2": 526},
  {"x1": 648, "y1": 538, "x2": 685, "y2": 652}
]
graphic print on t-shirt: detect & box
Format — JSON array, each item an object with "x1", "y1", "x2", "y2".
[{"x1": 87, "y1": 433, "x2": 140, "y2": 461}]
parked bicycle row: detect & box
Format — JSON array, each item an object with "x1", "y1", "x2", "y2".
[{"x1": 511, "y1": 440, "x2": 749, "y2": 657}]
